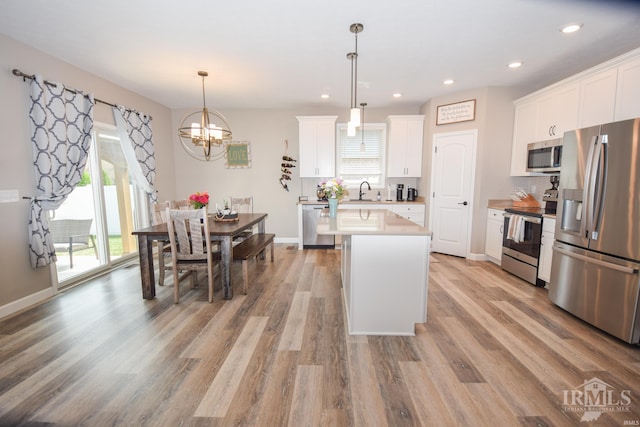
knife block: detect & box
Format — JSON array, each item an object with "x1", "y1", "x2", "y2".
[{"x1": 513, "y1": 194, "x2": 540, "y2": 208}]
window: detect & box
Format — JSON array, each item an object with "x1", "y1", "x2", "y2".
[
  {"x1": 336, "y1": 122, "x2": 386, "y2": 188},
  {"x1": 52, "y1": 123, "x2": 149, "y2": 284}
]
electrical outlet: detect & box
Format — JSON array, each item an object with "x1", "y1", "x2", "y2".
[
  {"x1": 0, "y1": 189, "x2": 19, "y2": 203},
  {"x1": 530, "y1": 185, "x2": 536, "y2": 194}
]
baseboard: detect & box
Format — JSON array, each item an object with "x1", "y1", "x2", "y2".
[
  {"x1": 467, "y1": 252, "x2": 490, "y2": 261},
  {"x1": 0, "y1": 288, "x2": 54, "y2": 320},
  {"x1": 274, "y1": 237, "x2": 300, "y2": 244}
]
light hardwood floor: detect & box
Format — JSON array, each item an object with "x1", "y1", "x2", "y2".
[{"x1": 0, "y1": 246, "x2": 638, "y2": 426}]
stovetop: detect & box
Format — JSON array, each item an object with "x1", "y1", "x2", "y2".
[{"x1": 505, "y1": 207, "x2": 546, "y2": 218}]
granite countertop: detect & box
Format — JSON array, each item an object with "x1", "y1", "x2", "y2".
[
  {"x1": 316, "y1": 209, "x2": 431, "y2": 236},
  {"x1": 487, "y1": 199, "x2": 515, "y2": 210}
]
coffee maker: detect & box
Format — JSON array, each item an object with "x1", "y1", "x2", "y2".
[
  {"x1": 407, "y1": 187, "x2": 418, "y2": 201},
  {"x1": 543, "y1": 176, "x2": 559, "y2": 214},
  {"x1": 396, "y1": 184, "x2": 404, "y2": 201}
]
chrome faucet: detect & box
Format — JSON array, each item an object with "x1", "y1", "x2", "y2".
[{"x1": 359, "y1": 181, "x2": 371, "y2": 200}]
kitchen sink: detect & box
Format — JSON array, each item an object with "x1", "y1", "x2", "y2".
[{"x1": 346, "y1": 199, "x2": 373, "y2": 202}]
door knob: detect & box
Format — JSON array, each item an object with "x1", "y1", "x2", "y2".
[{"x1": 458, "y1": 201, "x2": 468, "y2": 206}]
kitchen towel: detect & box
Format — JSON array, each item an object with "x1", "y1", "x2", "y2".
[{"x1": 507, "y1": 215, "x2": 526, "y2": 243}]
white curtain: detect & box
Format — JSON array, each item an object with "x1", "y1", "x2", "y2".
[
  {"x1": 28, "y1": 76, "x2": 94, "y2": 267},
  {"x1": 112, "y1": 106, "x2": 157, "y2": 208}
]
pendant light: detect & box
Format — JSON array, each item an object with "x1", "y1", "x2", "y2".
[
  {"x1": 347, "y1": 23, "x2": 363, "y2": 137},
  {"x1": 177, "y1": 71, "x2": 232, "y2": 161},
  {"x1": 360, "y1": 102, "x2": 367, "y2": 152}
]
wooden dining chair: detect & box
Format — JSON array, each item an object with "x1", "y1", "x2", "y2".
[
  {"x1": 171, "y1": 199, "x2": 191, "y2": 210},
  {"x1": 166, "y1": 207, "x2": 216, "y2": 303},
  {"x1": 151, "y1": 201, "x2": 173, "y2": 286},
  {"x1": 231, "y1": 196, "x2": 254, "y2": 242},
  {"x1": 231, "y1": 196, "x2": 253, "y2": 214}
]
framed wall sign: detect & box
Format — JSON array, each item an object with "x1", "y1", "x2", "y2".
[
  {"x1": 436, "y1": 99, "x2": 476, "y2": 125},
  {"x1": 225, "y1": 141, "x2": 252, "y2": 168}
]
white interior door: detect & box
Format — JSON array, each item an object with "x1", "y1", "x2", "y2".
[{"x1": 429, "y1": 129, "x2": 477, "y2": 257}]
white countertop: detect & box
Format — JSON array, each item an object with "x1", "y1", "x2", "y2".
[
  {"x1": 316, "y1": 209, "x2": 431, "y2": 236},
  {"x1": 298, "y1": 198, "x2": 425, "y2": 206}
]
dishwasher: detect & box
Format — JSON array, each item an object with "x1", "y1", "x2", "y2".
[{"x1": 302, "y1": 204, "x2": 335, "y2": 249}]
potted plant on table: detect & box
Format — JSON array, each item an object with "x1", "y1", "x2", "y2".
[
  {"x1": 319, "y1": 178, "x2": 348, "y2": 217},
  {"x1": 189, "y1": 192, "x2": 210, "y2": 209}
]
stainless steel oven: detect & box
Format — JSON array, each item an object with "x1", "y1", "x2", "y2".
[{"x1": 502, "y1": 208, "x2": 544, "y2": 286}]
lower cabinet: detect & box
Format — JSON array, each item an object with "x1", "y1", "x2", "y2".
[
  {"x1": 391, "y1": 204, "x2": 425, "y2": 226},
  {"x1": 485, "y1": 208, "x2": 504, "y2": 264},
  {"x1": 339, "y1": 203, "x2": 426, "y2": 226},
  {"x1": 538, "y1": 217, "x2": 556, "y2": 283}
]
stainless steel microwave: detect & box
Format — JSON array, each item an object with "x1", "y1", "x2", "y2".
[{"x1": 526, "y1": 139, "x2": 562, "y2": 173}]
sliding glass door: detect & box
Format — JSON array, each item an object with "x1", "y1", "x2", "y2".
[{"x1": 53, "y1": 123, "x2": 148, "y2": 285}]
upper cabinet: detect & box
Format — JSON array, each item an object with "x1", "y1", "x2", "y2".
[
  {"x1": 510, "y1": 84, "x2": 579, "y2": 176},
  {"x1": 387, "y1": 115, "x2": 424, "y2": 177},
  {"x1": 511, "y1": 48, "x2": 640, "y2": 176},
  {"x1": 578, "y1": 68, "x2": 617, "y2": 128},
  {"x1": 534, "y1": 84, "x2": 579, "y2": 140},
  {"x1": 615, "y1": 56, "x2": 640, "y2": 121},
  {"x1": 297, "y1": 116, "x2": 337, "y2": 177}
]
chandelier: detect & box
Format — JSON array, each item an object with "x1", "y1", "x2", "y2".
[
  {"x1": 178, "y1": 71, "x2": 232, "y2": 161},
  {"x1": 347, "y1": 23, "x2": 364, "y2": 137}
]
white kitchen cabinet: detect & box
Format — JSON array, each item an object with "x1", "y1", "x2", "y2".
[
  {"x1": 387, "y1": 115, "x2": 424, "y2": 177},
  {"x1": 534, "y1": 84, "x2": 579, "y2": 140},
  {"x1": 510, "y1": 84, "x2": 579, "y2": 176},
  {"x1": 615, "y1": 56, "x2": 640, "y2": 121},
  {"x1": 538, "y1": 217, "x2": 556, "y2": 283},
  {"x1": 392, "y1": 204, "x2": 425, "y2": 226},
  {"x1": 510, "y1": 49, "x2": 640, "y2": 176},
  {"x1": 297, "y1": 116, "x2": 337, "y2": 177},
  {"x1": 578, "y1": 68, "x2": 617, "y2": 128},
  {"x1": 485, "y1": 208, "x2": 504, "y2": 264},
  {"x1": 510, "y1": 101, "x2": 537, "y2": 176}
]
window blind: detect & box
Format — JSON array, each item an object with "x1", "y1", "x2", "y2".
[{"x1": 336, "y1": 123, "x2": 386, "y2": 187}]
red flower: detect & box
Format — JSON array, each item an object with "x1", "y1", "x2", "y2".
[{"x1": 189, "y1": 192, "x2": 209, "y2": 209}]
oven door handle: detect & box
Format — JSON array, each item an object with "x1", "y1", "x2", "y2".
[{"x1": 503, "y1": 213, "x2": 542, "y2": 224}]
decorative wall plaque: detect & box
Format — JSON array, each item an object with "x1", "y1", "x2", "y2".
[
  {"x1": 225, "y1": 142, "x2": 251, "y2": 168},
  {"x1": 436, "y1": 99, "x2": 476, "y2": 125}
]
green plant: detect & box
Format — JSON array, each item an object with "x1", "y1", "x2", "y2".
[{"x1": 78, "y1": 171, "x2": 91, "y2": 187}]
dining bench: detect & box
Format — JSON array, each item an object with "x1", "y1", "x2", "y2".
[{"x1": 232, "y1": 233, "x2": 275, "y2": 294}]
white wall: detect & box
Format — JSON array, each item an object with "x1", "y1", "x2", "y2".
[
  {"x1": 169, "y1": 106, "x2": 420, "y2": 240},
  {"x1": 0, "y1": 34, "x2": 175, "y2": 309},
  {"x1": 0, "y1": 31, "x2": 524, "y2": 315},
  {"x1": 420, "y1": 87, "x2": 522, "y2": 256}
]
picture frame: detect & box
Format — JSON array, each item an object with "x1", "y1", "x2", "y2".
[
  {"x1": 436, "y1": 99, "x2": 476, "y2": 125},
  {"x1": 225, "y1": 141, "x2": 252, "y2": 168}
]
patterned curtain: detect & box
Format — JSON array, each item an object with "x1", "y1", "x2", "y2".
[
  {"x1": 112, "y1": 106, "x2": 157, "y2": 210},
  {"x1": 28, "y1": 76, "x2": 94, "y2": 267}
]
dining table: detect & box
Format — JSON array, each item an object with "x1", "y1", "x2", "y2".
[{"x1": 132, "y1": 213, "x2": 268, "y2": 300}]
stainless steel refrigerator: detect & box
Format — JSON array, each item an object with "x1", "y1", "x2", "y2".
[{"x1": 549, "y1": 117, "x2": 640, "y2": 344}]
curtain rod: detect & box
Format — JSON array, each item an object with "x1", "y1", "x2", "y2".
[{"x1": 12, "y1": 68, "x2": 152, "y2": 120}]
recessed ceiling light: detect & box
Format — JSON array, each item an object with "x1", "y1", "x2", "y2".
[
  {"x1": 443, "y1": 79, "x2": 455, "y2": 85},
  {"x1": 561, "y1": 23, "x2": 582, "y2": 34},
  {"x1": 393, "y1": 92, "x2": 402, "y2": 98},
  {"x1": 508, "y1": 61, "x2": 523, "y2": 69},
  {"x1": 320, "y1": 94, "x2": 329, "y2": 99}
]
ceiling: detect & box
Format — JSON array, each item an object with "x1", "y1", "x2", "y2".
[{"x1": 2, "y1": 0, "x2": 640, "y2": 111}]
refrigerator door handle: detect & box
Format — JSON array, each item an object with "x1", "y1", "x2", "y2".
[
  {"x1": 583, "y1": 135, "x2": 599, "y2": 239},
  {"x1": 591, "y1": 135, "x2": 608, "y2": 240},
  {"x1": 554, "y1": 246, "x2": 639, "y2": 274}
]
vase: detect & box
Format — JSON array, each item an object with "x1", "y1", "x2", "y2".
[{"x1": 328, "y1": 198, "x2": 338, "y2": 218}]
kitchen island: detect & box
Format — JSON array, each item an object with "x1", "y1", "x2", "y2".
[{"x1": 317, "y1": 209, "x2": 431, "y2": 335}]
